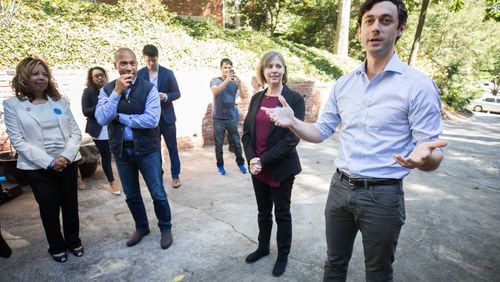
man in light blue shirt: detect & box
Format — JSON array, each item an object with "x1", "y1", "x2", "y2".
[
  {"x1": 95, "y1": 48, "x2": 173, "y2": 250},
  {"x1": 263, "y1": 0, "x2": 447, "y2": 281}
]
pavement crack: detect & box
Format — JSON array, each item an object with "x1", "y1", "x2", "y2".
[
  {"x1": 287, "y1": 254, "x2": 325, "y2": 270},
  {"x1": 170, "y1": 199, "x2": 257, "y2": 244},
  {"x1": 400, "y1": 226, "x2": 428, "y2": 258},
  {"x1": 171, "y1": 198, "x2": 325, "y2": 271}
]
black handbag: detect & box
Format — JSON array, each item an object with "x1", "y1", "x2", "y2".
[{"x1": 1, "y1": 181, "x2": 22, "y2": 204}]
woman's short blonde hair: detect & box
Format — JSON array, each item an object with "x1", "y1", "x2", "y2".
[
  {"x1": 11, "y1": 56, "x2": 61, "y2": 101},
  {"x1": 256, "y1": 51, "x2": 287, "y2": 86}
]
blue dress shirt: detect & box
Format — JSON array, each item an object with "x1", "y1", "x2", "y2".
[
  {"x1": 314, "y1": 54, "x2": 443, "y2": 179},
  {"x1": 95, "y1": 77, "x2": 160, "y2": 141}
]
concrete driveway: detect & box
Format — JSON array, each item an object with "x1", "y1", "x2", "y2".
[{"x1": 0, "y1": 112, "x2": 499, "y2": 281}]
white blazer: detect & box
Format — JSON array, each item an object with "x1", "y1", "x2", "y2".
[{"x1": 3, "y1": 96, "x2": 82, "y2": 170}]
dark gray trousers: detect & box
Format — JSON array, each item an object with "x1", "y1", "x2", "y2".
[{"x1": 323, "y1": 172, "x2": 405, "y2": 282}]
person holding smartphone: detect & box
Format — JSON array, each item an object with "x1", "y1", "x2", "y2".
[
  {"x1": 242, "y1": 51, "x2": 305, "y2": 277},
  {"x1": 210, "y1": 58, "x2": 248, "y2": 175}
]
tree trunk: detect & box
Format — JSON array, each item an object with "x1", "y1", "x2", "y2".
[
  {"x1": 234, "y1": 0, "x2": 241, "y2": 28},
  {"x1": 408, "y1": 0, "x2": 430, "y2": 65},
  {"x1": 333, "y1": 0, "x2": 352, "y2": 57}
]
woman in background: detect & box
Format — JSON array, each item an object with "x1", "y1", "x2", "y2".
[
  {"x1": 81, "y1": 66, "x2": 120, "y2": 195},
  {"x1": 242, "y1": 51, "x2": 305, "y2": 277},
  {"x1": 3, "y1": 56, "x2": 83, "y2": 262}
]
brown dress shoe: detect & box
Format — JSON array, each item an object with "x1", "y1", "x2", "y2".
[
  {"x1": 172, "y1": 178, "x2": 181, "y2": 189},
  {"x1": 126, "y1": 230, "x2": 150, "y2": 247},
  {"x1": 160, "y1": 232, "x2": 173, "y2": 249}
]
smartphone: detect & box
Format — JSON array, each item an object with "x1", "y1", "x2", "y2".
[{"x1": 229, "y1": 69, "x2": 235, "y2": 80}]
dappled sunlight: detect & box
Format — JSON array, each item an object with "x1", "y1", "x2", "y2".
[
  {"x1": 441, "y1": 134, "x2": 500, "y2": 146},
  {"x1": 296, "y1": 173, "x2": 330, "y2": 190},
  {"x1": 405, "y1": 183, "x2": 457, "y2": 200}
]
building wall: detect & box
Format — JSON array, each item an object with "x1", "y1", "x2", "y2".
[{"x1": 97, "y1": 0, "x2": 224, "y2": 26}]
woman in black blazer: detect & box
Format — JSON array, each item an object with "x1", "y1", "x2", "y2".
[
  {"x1": 81, "y1": 67, "x2": 120, "y2": 195},
  {"x1": 242, "y1": 51, "x2": 305, "y2": 277}
]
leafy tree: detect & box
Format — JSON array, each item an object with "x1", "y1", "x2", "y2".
[
  {"x1": 484, "y1": 0, "x2": 500, "y2": 21},
  {"x1": 285, "y1": 0, "x2": 339, "y2": 50},
  {"x1": 239, "y1": 0, "x2": 287, "y2": 35},
  {"x1": 417, "y1": 0, "x2": 500, "y2": 109},
  {"x1": 410, "y1": 0, "x2": 500, "y2": 66}
]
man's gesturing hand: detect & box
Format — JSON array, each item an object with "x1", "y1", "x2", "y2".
[
  {"x1": 393, "y1": 140, "x2": 448, "y2": 170},
  {"x1": 261, "y1": 95, "x2": 294, "y2": 128}
]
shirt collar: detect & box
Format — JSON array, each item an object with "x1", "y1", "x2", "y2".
[{"x1": 356, "y1": 53, "x2": 404, "y2": 75}]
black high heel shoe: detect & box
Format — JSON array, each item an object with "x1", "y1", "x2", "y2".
[
  {"x1": 51, "y1": 252, "x2": 67, "y2": 263},
  {"x1": 69, "y1": 245, "x2": 84, "y2": 257}
]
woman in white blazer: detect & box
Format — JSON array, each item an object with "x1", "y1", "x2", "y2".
[{"x1": 3, "y1": 56, "x2": 83, "y2": 263}]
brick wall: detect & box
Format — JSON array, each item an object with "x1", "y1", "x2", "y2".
[
  {"x1": 97, "y1": 0, "x2": 224, "y2": 26},
  {"x1": 164, "y1": 0, "x2": 223, "y2": 26},
  {"x1": 201, "y1": 81, "x2": 326, "y2": 147},
  {"x1": 0, "y1": 70, "x2": 327, "y2": 151}
]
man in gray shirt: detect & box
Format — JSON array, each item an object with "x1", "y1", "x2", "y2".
[{"x1": 210, "y1": 58, "x2": 248, "y2": 175}]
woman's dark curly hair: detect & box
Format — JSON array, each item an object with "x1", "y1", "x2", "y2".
[{"x1": 86, "y1": 66, "x2": 108, "y2": 89}]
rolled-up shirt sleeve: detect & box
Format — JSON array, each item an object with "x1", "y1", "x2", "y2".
[
  {"x1": 314, "y1": 87, "x2": 341, "y2": 141},
  {"x1": 408, "y1": 78, "x2": 443, "y2": 151},
  {"x1": 95, "y1": 88, "x2": 121, "y2": 126},
  {"x1": 118, "y1": 87, "x2": 160, "y2": 129}
]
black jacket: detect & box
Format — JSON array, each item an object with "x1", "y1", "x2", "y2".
[
  {"x1": 81, "y1": 87, "x2": 102, "y2": 138},
  {"x1": 242, "y1": 85, "x2": 305, "y2": 182}
]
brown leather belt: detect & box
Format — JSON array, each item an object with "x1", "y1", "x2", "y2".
[{"x1": 336, "y1": 169, "x2": 401, "y2": 187}]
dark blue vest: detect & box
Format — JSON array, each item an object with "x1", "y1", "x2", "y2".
[{"x1": 102, "y1": 78, "x2": 160, "y2": 156}]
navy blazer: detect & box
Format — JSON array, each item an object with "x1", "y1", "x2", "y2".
[
  {"x1": 137, "y1": 65, "x2": 180, "y2": 124},
  {"x1": 242, "y1": 85, "x2": 305, "y2": 182},
  {"x1": 81, "y1": 87, "x2": 103, "y2": 138}
]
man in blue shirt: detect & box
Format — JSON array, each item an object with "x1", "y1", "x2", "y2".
[
  {"x1": 210, "y1": 58, "x2": 248, "y2": 175},
  {"x1": 95, "y1": 48, "x2": 173, "y2": 250},
  {"x1": 137, "y1": 44, "x2": 182, "y2": 189},
  {"x1": 263, "y1": 0, "x2": 448, "y2": 280}
]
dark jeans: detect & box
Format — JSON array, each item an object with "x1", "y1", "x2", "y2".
[
  {"x1": 23, "y1": 163, "x2": 81, "y2": 255},
  {"x1": 159, "y1": 121, "x2": 181, "y2": 179},
  {"x1": 114, "y1": 148, "x2": 172, "y2": 233},
  {"x1": 251, "y1": 176, "x2": 294, "y2": 255},
  {"x1": 323, "y1": 172, "x2": 405, "y2": 282},
  {"x1": 213, "y1": 118, "x2": 244, "y2": 167},
  {"x1": 94, "y1": 139, "x2": 114, "y2": 183}
]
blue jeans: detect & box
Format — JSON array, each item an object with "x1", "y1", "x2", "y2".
[
  {"x1": 323, "y1": 172, "x2": 405, "y2": 282},
  {"x1": 114, "y1": 149, "x2": 172, "y2": 233},
  {"x1": 213, "y1": 118, "x2": 244, "y2": 167},
  {"x1": 159, "y1": 121, "x2": 181, "y2": 179}
]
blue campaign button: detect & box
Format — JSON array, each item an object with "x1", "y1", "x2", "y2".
[{"x1": 54, "y1": 108, "x2": 62, "y2": 115}]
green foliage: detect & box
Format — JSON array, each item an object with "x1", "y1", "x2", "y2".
[
  {"x1": 484, "y1": 0, "x2": 500, "y2": 21},
  {"x1": 284, "y1": 0, "x2": 338, "y2": 50},
  {"x1": 434, "y1": 62, "x2": 480, "y2": 110},
  {"x1": 239, "y1": 0, "x2": 268, "y2": 31},
  {"x1": 0, "y1": 0, "x2": 355, "y2": 84},
  {"x1": 275, "y1": 39, "x2": 345, "y2": 79},
  {"x1": 172, "y1": 17, "x2": 225, "y2": 39}
]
